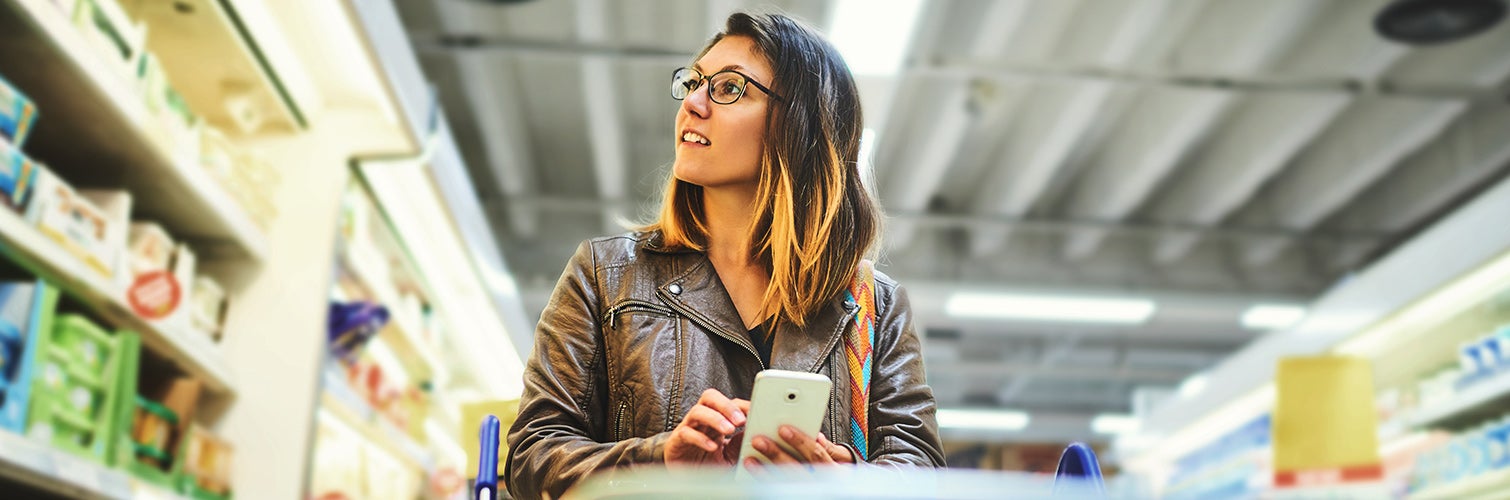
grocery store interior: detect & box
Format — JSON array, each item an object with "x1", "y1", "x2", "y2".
[{"x1": 1, "y1": 0, "x2": 1509, "y2": 498}]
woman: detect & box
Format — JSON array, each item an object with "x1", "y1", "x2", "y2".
[{"x1": 505, "y1": 12, "x2": 944, "y2": 499}]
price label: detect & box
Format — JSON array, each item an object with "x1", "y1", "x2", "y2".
[
  {"x1": 52, "y1": 453, "x2": 101, "y2": 493},
  {"x1": 127, "y1": 271, "x2": 182, "y2": 320}
]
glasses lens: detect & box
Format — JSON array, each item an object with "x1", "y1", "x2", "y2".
[
  {"x1": 708, "y1": 72, "x2": 746, "y2": 104},
  {"x1": 671, "y1": 68, "x2": 699, "y2": 100}
]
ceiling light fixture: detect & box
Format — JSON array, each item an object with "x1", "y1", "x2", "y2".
[
  {"x1": 945, "y1": 293, "x2": 1157, "y2": 324},
  {"x1": 1240, "y1": 304, "x2": 1307, "y2": 331},
  {"x1": 1375, "y1": 0, "x2": 1506, "y2": 45},
  {"x1": 1091, "y1": 414, "x2": 1142, "y2": 435},
  {"x1": 937, "y1": 409, "x2": 1031, "y2": 431}
]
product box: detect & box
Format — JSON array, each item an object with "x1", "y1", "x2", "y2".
[
  {"x1": 25, "y1": 169, "x2": 117, "y2": 280},
  {"x1": 189, "y1": 276, "x2": 226, "y2": 342},
  {"x1": 72, "y1": 0, "x2": 147, "y2": 77},
  {"x1": 0, "y1": 280, "x2": 60, "y2": 433},
  {"x1": 78, "y1": 190, "x2": 132, "y2": 289},
  {"x1": 181, "y1": 424, "x2": 232, "y2": 499},
  {"x1": 0, "y1": 74, "x2": 37, "y2": 148},
  {"x1": 0, "y1": 138, "x2": 39, "y2": 210},
  {"x1": 26, "y1": 314, "x2": 136, "y2": 463}
]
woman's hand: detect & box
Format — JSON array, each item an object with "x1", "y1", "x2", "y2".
[
  {"x1": 745, "y1": 426, "x2": 855, "y2": 471},
  {"x1": 665, "y1": 389, "x2": 751, "y2": 467}
]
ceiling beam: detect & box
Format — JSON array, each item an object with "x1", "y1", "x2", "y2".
[
  {"x1": 437, "y1": 1, "x2": 540, "y2": 238},
  {"x1": 1058, "y1": 0, "x2": 1327, "y2": 261},
  {"x1": 997, "y1": 334, "x2": 1082, "y2": 403},
  {"x1": 1148, "y1": 92, "x2": 1351, "y2": 263},
  {"x1": 1242, "y1": 97, "x2": 1468, "y2": 266},
  {"x1": 968, "y1": 0, "x2": 1198, "y2": 258},
  {"x1": 576, "y1": 0, "x2": 627, "y2": 233},
  {"x1": 882, "y1": 0, "x2": 1030, "y2": 248}
]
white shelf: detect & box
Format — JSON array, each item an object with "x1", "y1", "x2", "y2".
[
  {"x1": 320, "y1": 365, "x2": 435, "y2": 474},
  {"x1": 1408, "y1": 467, "x2": 1510, "y2": 500},
  {"x1": 0, "y1": 428, "x2": 188, "y2": 500},
  {"x1": 0, "y1": 207, "x2": 236, "y2": 395},
  {"x1": 0, "y1": 0, "x2": 269, "y2": 263},
  {"x1": 1408, "y1": 371, "x2": 1510, "y2": 431}
]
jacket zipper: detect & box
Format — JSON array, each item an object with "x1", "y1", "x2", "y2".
[
  {"x1": 604, "y1": 300, "x2": 675, "y2": 329},
  {"x1": 657, "y1": 289, "x2": 765, "y2": 369},
  {"x1": 613, "y1": 400, "x2": 629, "y2": 441}
]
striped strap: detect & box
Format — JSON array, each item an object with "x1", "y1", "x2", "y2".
[{"x1": 843, "y1": 260, "x2": 877, "y2": 460}]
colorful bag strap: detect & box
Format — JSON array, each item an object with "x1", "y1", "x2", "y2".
[{"x1": 843, "y1": 259, "x2": 877, "y2": 460}]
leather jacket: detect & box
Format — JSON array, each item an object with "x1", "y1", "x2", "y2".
[{"x1": 505, "y1": 232, "x2": 944, "y2": 499}]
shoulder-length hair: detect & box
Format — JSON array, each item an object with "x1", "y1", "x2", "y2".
[{"x1": 643, "y1": 11, "x2": 882, "y2": 330}]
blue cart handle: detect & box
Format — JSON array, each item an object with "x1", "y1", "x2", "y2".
[{"x1": 474, "y1": 415, "x2": 501, "y2": 500}]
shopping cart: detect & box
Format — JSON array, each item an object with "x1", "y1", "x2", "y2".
[{"x1": 473, "y1": 415, "x2": 501, "y2": 500}]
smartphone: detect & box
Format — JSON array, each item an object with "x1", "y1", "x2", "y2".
[{"x1": 735, "y1": 369, "x2": 832, "y2": 476}]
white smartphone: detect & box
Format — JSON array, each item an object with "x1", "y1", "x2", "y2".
[{"x1": 735, "y1": 369, "x2": 832, "y2": 477}]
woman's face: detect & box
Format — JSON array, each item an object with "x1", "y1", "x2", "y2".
[{"x1": 673, "y1": 36, "x2": 773, "y2": 192}]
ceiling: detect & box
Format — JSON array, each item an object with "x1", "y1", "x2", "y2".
[{"x1": 392, "y1": 0, "x2": 1510, "y2": 443}]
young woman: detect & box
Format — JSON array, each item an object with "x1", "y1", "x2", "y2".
[{"x1": 505, "y1": 12, "x2": 944, "y2": 499}]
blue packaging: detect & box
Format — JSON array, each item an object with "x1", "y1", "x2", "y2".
[
  {"x1": 1490, "y1": 417, "x2": 1510, "y2": 470},
  {"x1": 0, "y1": 139, "x2": 37, "y2": 210},
  {"x1": 0, "y1": 75, "x2": 36, "y2": 148},
  {"x1": 1480, "y1": 336, "x2": 1504, "y2": 373}
]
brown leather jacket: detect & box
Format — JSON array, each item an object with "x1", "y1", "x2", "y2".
[{"x1": 505, "y1": 232, "x2": 944, "y2": 499}]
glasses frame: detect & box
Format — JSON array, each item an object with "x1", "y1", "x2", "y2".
[{"x1": 670, "y1": 67, "x2": 786, "y2": 105}]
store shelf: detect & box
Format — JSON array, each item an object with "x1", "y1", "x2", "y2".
[
  {"x1": 320, "y1": 365, "x2": 435, "y2": 474},
  {"x1": 0, "y1": 428, "x2": 187, "y2": 500},
  {"x1": 1408, "y1": 467, "x2": 1510, "y2": 500},
  {"x1": 0, "y1": 0, "x2": 269, "y2": 263},
  {"x1": 337, "y1": 248, "x2": 444, "y2": 384},
  {"x1": 1409, "y1": 371, "x2": 1510, "y2": 431},
  {"x1": 0, "y1": 207, "x2": 236, "y2": 395}
]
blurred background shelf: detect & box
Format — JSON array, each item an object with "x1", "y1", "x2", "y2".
[
  {"x1": 319, "y1": 364, "x2": 435, "y2": 475},
  {"x1": 0, "y1": 0, "x2": 272, "y2": 264},
  {"x1": 1408, "y1": 467, "x2": 1510, "y2": 500},
  {"x1": 0, "y1": 204, "x2": 236, "y2": 396},
  {"x1": 1409, "y1": 371, "x2": 1510, "y2": 432},
  {"x1": 0, "y1": 428, "x2": 187, "y2": 500}
]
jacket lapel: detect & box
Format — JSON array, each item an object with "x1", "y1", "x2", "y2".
[
  {"x1": 655, "y1": 254, "x2": 758, "y2": 357},
  {"x1": 771, "y1": 295, "x2": 858, "y2": 373}
]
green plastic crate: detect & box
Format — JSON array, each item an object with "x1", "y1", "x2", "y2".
[{"x1": 24, "y1": 314, "x2": 135, "y2": 463}]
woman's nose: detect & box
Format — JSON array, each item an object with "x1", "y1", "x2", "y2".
[{"x1": 681, "y1": 82, "x2": 711, "y2": 119}]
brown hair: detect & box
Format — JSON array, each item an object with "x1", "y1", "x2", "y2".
[{"x1": 643, "y1": 11, "x2": 882, "y2": 329}]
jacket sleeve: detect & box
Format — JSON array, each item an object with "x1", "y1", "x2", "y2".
[
  {"x1": 866, "y1": 279, "x2": 947, "y2": 467},
  {"x1": 505, "y1": 241, "x2": 670, "y2": 500}
]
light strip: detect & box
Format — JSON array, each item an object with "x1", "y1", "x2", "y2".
[
  {"x1": 1337, "y1": 249, "x2": 1510, "y2": 357},
  {"x1": 828, "y1": 0, "x2": 927, "y2": 75},
  {"x1": 945, "y1": 292, "x2": 1157, "y2": 324},
  {"x1": 937, "y1": 409, "x2": 1030, "y2": 431},
  {"x1": 1091, "y1": 414, "x2": 1141, "y2": 435},
  {"x1": 1240, "y1": 304, "x2": 1307, "y2": 330}
]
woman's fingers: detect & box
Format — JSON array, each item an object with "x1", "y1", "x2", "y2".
[
  {"x1": 753, "y1": 435, "x2": 801, "y2": 465},
  {"x1": 675, "y1": 424, "x2": 720, "y2": 452},
  {"x1": 817, "y1": 433, "x2": 855, "y2": 463},
  {"x1": 697, "y1": 389, "x2": 747, "y2": 427},
  {"x1": 778, "y1": 425, "x2": 834, "y2": 464}
]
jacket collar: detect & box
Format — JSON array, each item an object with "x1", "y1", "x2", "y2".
[{"x1": 654, "y1": 250, "x2": 858, "y2": 372}]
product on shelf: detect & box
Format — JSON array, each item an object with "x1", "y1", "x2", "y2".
[
  {"x1": 0, "y1": 74, "x2": 37, "y2": 148},
  {"x1": 182, "y1": 424, "x2": 233, "y2": 498},
  {"x1": 24, "y1": 169, "x2": 119, "y2": 280},
  {"x1": 72, "y1": 0, "x2": 146, "y2": 76},
  {"x1": 25, "y1": 314, "x2": 137, "y2": 462},
  {"x1": 126, "y1": 223, "x2": 198, "y2": 328},
  {"x1": 126, "y1": 222, "x2": 174, "y2": 276},
  {"x1": 135, "y1": 54, "x2": 198, "y2": 162},
  {"x1": 327, "y1": 300, "x2": 388, "y2": 364},
  {"x1": 130, "y1": 395, "x2": 178, "y2": 469},
  {"x1": 190, "y1": 276, "x2": 227, "y2": 341},
  {"x1": 78, "y1": 190, "x2": 132, "y2": 289},
  {"x1": 0, "y1": 138, "x2": 39, "y2": 210},
  {"x1": 0, "y1": 280, "x2": 58, "y2": 433}
]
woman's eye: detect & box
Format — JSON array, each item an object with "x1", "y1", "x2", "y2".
[{"x1": 718, "y1": 82, "x2": 741, "y2": 96}]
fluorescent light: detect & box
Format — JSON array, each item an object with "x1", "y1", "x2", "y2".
[
  {"x1": 1240, "y1": 304, "x2": 1307, "y2": 330},
  {"x1": 828, "y1": 0, "x2": 926, "y2": 75},
  {"x1": 937, "y1": 409, "x2": 1030, "y2": 431},
  {"x1": 1091, "y1": 414, "x2": 1141, "y2": 435},
  {"x1": 945, "y1": 293, "x2": 1157, "y2": 324},
  {"x1": 1178, "y1": 373, "x2": 1208, "y2": 399}
]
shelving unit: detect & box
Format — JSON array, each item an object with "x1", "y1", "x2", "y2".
[
  {"x1": 318, "y1": 364, "x2": 434, "y2": 474},
  {"x1": 0, "y1": 0, "x2": 271, "y2": 264},
  {"x1": 1408, "y1": 467, "x2": 1510, "y2": 500},
  {"x1": 0, "y1": 202, "x2": 235, "y2": 395},
  {"x1": 1408, "y1": 371, "x2": 1510, "y2": 431},
  {"x1": 0, "y1": 428, "x2": 186, "y2": 500}
]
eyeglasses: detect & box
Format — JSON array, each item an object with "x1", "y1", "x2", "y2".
[{"x1": 670, "y1": 67, "x2": 785, "y2": 105}]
